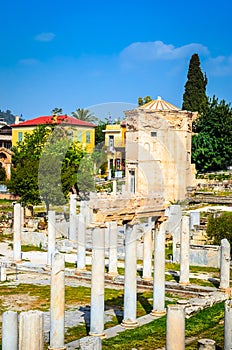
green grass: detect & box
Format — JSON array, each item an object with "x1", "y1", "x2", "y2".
[
  {"x1": 102, "y1": 302, "x2": 225, "y2": 349},
  {"x1": 21, "y1": 245, "x2": 46, "y2": 252},
  {"x1": 0, "y1": 233, "x2": 13, "y2": 242}
]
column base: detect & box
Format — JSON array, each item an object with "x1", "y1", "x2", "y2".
[
  {"x1": 142, "y1": 276, "x2": 153, "y2": 282},
  {"x1": 88, "y1": 332, "x2": 106, "y2": 339},
  {"x1": 48, "y1": 346, "x2": 66, "y2": 350},
  {"x1": 179, "y1": 281, "x2": 190, "y2": 286},
  {"x1": 107, "y1": 271, "x2": 118, "y2": 278},
  {"x1": 150, "y1": 309, "x2": 166, "y2": 317},
  {"x1": 14, "y1": 260, "x2": 22, "y2": 263},
  {"x1": 75, "y1": 267, "x2": 87, "y2": 275},
  {"x1": 219, "y1": 286, "x2": 230, "y2": 292},
  {"x1": 121, "y1": 319, "x2": 139, "y2": 329}
]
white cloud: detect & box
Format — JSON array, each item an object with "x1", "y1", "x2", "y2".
[
  {"x1": 120, "y1": 40, "x2": 209, "y2": 63},
  {"x1": 35, "y1": 32, "x2": 55, "y2": 42}
]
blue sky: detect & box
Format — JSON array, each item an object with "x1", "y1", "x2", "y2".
[{"x1": 0, "y1": 0, "x2": 232, "y2": 121}]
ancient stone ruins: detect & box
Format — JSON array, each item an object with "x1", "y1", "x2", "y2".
[{"x1": 0, "y1": 98, "x2": 231, "y2": 349}]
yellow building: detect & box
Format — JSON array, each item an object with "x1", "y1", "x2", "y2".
[
  {"x1": 103, "y1": 121, "x2": 126, "y2": 178},
  {"x1": 11, "y1": 114, "x2": 96, "y2": 152}
]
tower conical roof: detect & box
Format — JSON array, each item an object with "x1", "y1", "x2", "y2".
[{"x1": 139, "y1": 96, "x2": 180, "y2": 111}]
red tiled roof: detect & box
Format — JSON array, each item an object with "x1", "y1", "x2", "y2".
[{"x1": 11, "y1": 115, "x2": 96, "y2": 128}]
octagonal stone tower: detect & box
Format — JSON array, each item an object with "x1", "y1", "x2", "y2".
[{"x1": 125, "y1": 97, "x2": 197, "y2": 205}]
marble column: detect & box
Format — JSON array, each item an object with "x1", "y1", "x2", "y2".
[
  {"x1": 13, "y1": 203, "x2": 22, "y2": 262},
  {"x1": 89, "y1": 225, "x2": 105, "y2": 337},
  {"x1": 224, "y1": 299, "x2": 232, "y2": 350},
  {"x1": 19, "y1": 310, "x2": 44, "y2": 350},
  {"x1": 76, "y1": 212, "x2": 87, "y2": 271},
  {"x1": 190, "y1": 211, "x2": 200, "y2": 230},
  {"x1": 112, "y1": 180, "x2": 117, "y2": 194},
  {"x1": 179, "y1": 216, "x2": 190, "y2": 285},
  {"x1": 21, "y1": 206, "x2": 24, "y2": 233},
  {"x1": 105, "y1": 222, "x2": 110, "y2": 251},
  {"x1": 47, "y1": 211, "x2": 56, "y2": 266},
  {"x1": 80, "y1": 200, "x2": 91, "y2": 226},
  {"x1": 198, "y1": 339, "x2": 216, "y2": 349},
  {"x1": 151, "y1": 221, "x2": 166, "y2": 316},
  {"x1": 166, "y1": 305, "x2": 185, "y2": 350},
  {"x1": 69, "y1": 193, "x2": 77, "y2": 241},
  {"x1": 121, "y1": 224, "x2": 138, "y2": 328},
  {"x1": 0, "y1": 265, "x2": 7, "y2": 281},
  {"x1": 2, "y1": 311, "x2": 18, "y2": 350},
  {"x1": 142, "y1": 220, "x2": 153, "y2": 281},
  {"x1": 49, "y1": 252, "x2": 66, "y2": 350},
  {"x1": 165, "y1": 205, "x2": 182, "y2": 262},
  {"x1": 219, "y1": 238, "x2": 230, "y2": 289},
  {"x1": 108, "y1": 221, "x2": 118, "y2": 276},
  {"x1": 80, "y1": 336, "x2": 102, "y2": 349}
]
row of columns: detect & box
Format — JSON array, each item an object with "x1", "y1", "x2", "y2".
[{"x1": 4, "y1": 299, "x2": 232, "y2": 349}]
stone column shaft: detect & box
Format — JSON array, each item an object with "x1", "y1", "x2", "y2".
[
  {"x1": 151, "y1": 222, "x2": 166, "y2": 315},
  {"x1": 21, "y1": 206, "x2": 24, "y2": 233},
  {"x1": 112, "y1": 180, "x2": 117, "y2": 194},
  {"x1": 0, "y1": 266, "x2": 7, "y2": 281},
  {"x1": 173, "y1": 224, "x2": 181, "y2": 262},
  {"x1": 76, "y1": 213, "x2": 86, "y2": 271},
  {"x1": 108, "y1": 221, "x2": 118, "y2": 276},
  {"x1": 224, "y1": 298, "x2": 232, "y2": 349},
  {"x1": 89, "y1": 226, "x2": 105, "y2": 337},
  {"x1": 142, "y1": 222, "x2": 153, "y2": 281},
  {"x1": 121, "y1": 224, "x2": 138, "y2": 328},
  {"x1": 166, "y1": 305, "x2": 185, "y2": 350},
  {"x1": 179, "y1": 216, "x2": 190, "y2": 285},
  {"x1": 47, "y1": 211, "x2": 56, "y2": 266},
  {"x1": 19, "y1": 310, "x2": 44, "y2": 350},
  {"x1": 190, "y1": 211, "x2": 200, "y2": 230},
  {"x1": 49, "y1": 252, "x2": 66, "y2": 350},
  {"x1": 80, "y1": 201, "x2": 91, "y2": 226},
  {"x1": 2, "y1": 311, "x2": 18, "y2": 350},
  {"x1": 165, "y1": 205, "x2": 181, "y2": 262},
  {"x1": 69, "y1": 194, "x2": 77, "y2": 241},
  {"x1": 13, "y1": 203, "x2": 22, "y2": 262},
  {"x1": 219, "y1": 238, "x2": 230, "y2": 289}
]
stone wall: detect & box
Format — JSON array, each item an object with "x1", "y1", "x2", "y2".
[
  {"x1": 175, "y1": 243, "x2": 220, "y2": 268},
  {"x1": 22, "y1": 232, "x2": 47, "y2": 248}
]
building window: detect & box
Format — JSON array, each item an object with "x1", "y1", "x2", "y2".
[
  {"x1": 86, "y1": 131, "x2": 91, "y2": 144},
  {"x1": 151, "y1": 131, "x2": 157, "y2": 137},
  {"x1": 129, "y1": 170, "x2": 135, "y2": 193},
  {"x1": 115, "y1": 158, "x2": 121, "y2": 170},
  {"x1": 77, "y1": 131, "x2": 82, "y2": 142},
  {"x1": 18, "y1": 132, "x2": 23, "y2": 142},
  {"x1": 109, "y1": 135, "x2": 114, "y2": 151}
]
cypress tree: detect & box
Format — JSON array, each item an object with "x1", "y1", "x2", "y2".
[{"x1": 182, "y1": 53, "x2": 208, "y2": 114}]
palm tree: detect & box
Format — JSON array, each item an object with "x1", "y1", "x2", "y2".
[{"x1": 71, "y1": 108, "x2": 98, "y2": 123}]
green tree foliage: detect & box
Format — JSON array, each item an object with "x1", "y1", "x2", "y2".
[
  {"x1": 95, "y1": 120, "x2": 107, "y2": 145},
  {"x1": 94, "y1": 116, "x2": 123, "y2": 145},
  {"x1": 0, "y1": 109, "x2": 23, "y2": 125},
  {"x1": 182, "y1": 53, "x2": 208, "y2": 114},
  {"x1": 71, "y1": 108, "x2": 98, "y2": 123},
  {"x1": 192, "y1": 96, "x2": 232, "y2": 172},
  {"x1": 51, "y1": 108, "x2": 63, "y2": 115},
  {"x1": 0, "y1": 163, "x2": 6, "y2": 183},
  {"x1": 206, "y1": 212, "x2": 232, "y2": 246},
  {"x1": 138, "y1": 96, "x2": 152, "y2": 106},
  {"x1": 7, "y1": 124, "x2": 86, "y2": 210}
]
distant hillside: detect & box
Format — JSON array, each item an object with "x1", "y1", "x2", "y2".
[{"x1": 0, "y1": 109, "x2": 24, "y2": 125}]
